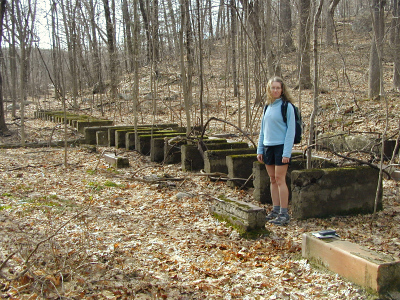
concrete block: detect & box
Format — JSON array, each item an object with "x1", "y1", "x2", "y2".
[
  {"x1": 96, "y1": 131, "x2": 108, "y2": 146},
  {"x1": 226, "y1": 154, "x2": 257, "y2": 188},
  {"x1": 76, "y1": 120, "x2": 114, "y2": 133},
  {"x1": 149, "y1": 133, "x2": 187, "y2": 161},
  {"x1": 181, "y1": 141, "x2": 247, "y2": 172},
  {"x1": 84, "y1": 127, "x2": 110, "y2": 145},
  {"x1": 302, "y1": 233, "x2": 400, "y2": 294},
  {"x1": 136, "y1": 132, "x2": 184, "y2": 155},
  {"x1": 204, "y1": 148, "x2": 256, "y2": 174},
  {"x1": 109, "y1": 124, "x2": 176, "y2": 147},
  {"x1": 164, "y1": 138, "x2": 185, "y2": 164},
  {"x1": 108, "y1": 126, "x2": 137, "y2": 147},
  {"x1": 209, "y1": 195, "x2": 266, "y2": 231},
  {"x1": 291, "y1": 166, "x2": 382, "y2": 219},
  {"x1": 103, "y1": 153, "x2": 129, "y2": 168}
]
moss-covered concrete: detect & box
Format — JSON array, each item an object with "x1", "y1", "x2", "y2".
[
  {"x1": 209, "y1": 195, "x2": 266, "y2": 233},
  {"x1": 291, "y1": 166, "x2": 382, "y2": 219}
]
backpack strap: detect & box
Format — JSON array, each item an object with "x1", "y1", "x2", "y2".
[
  {"x1": 263, "y1": 104, "x2": 268, "y2": 116},
  {"x1": 281, "y1": 101, "x2": 288, "y2": 123}
]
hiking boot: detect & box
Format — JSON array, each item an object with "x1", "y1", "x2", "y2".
[
  {"x1": 269, "y1": 214, "x2": 290, "y2": 226},
  {"x1": 265, "y1": 210, "x2": 279, "y2": 221}
]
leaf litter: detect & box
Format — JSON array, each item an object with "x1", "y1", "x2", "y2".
[{"x1": 0, "y1": 139, "x2": 399, "y2": 299}]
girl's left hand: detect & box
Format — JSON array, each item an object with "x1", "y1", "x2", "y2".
[{"x1": 282, "y1": 157, "x2": 290, "y2": 164}]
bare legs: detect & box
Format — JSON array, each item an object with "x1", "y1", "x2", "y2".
[{"x1": 265, "y1": 164, "x2": 289, "y2": 209}]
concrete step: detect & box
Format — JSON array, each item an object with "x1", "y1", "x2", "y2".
[
  {"x1": 302, "y1": 232, "x2": 400, "y2": 294},
  {"x1": 209, "y1": 195, "x2": 266, "y2": 232}
]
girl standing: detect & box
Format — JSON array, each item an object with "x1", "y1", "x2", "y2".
[{"x1": 257, "y1": 77, "x2": 296, "y2": 226}]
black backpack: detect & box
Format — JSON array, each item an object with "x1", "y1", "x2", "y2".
[{"x1": 263, "y1": 101, "x2": 303, "y2": 144}]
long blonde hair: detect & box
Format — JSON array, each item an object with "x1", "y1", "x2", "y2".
[{"x1": 266, "y1": 76, "x2": 295, "y2": 105}]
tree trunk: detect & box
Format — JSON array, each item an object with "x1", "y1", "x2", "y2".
[
  {"x1": 216, "y1": 0, "x2": 225, "y2": 39},
  {"x1": 326, "y1": 0, "x2": 340, "y2": 46},
  {"x1": 152, "y1": 0, "x2": 160, "y2": 62},
  {"x1": 61, "y1": 0, "x2": 79, "y2": 108},
  {"x1": 52, "y1": 0, "x2": 63, "y2": 101},
  {"x1": 230, "y1": 0, "x2": 238, "y2": 97},
  {"x1": 280, "y1": 0, "x2": 295, "y2": 53},
  {"x1": 240, "y1": 0, "x2": 263, "y2": 104},
  {"x1": 139, "y1": 0, "x2": 152, "y2": 62},
  {"x1": 197, "y1": 0, "x2": 204, "y2": 128},
  {"x1": 167, "y1": 0, "x2": 178, "y2": 55},
  {"x1": 393, "y1": 0, "x2": 400, "y2": 91},
  {"x1": 307, "y1": 0, "x2": 324, "y2": 169},
  {"x1": 9, "y1": 0, "x2": 17, "y2": 119},
  {"x1": 368, "y1": 0, "x2": 385, "y2": 99},
  {"x1": 390, "y1": 0, "x2": 398, "y2": 45},
  {"x1": 122, "y1": 0, "x2": 134, "y2": 73},
  {"x1": 103, "y1": 0, "x2": 118, "y2": 102},
  {"x1": 179, "y1": 0, "x2": 192, "y2": 134},
  {"x1": 207, "y1": 0, "x2": 213, "y2": 40},
  {"x1": 0, "y1": 0, "x2": 8, "y2": 135},
  {"x1": 15, "y1": 0, "x2": 35, "y2": 145},
  {"x1": 161, "y1": 0, "x2": 173, "y2": 55},
  {"x1": 264, "y1": 0, "x2": 276, "y2": 77},
  {"x1": 298, "y1": 0, "x2": 312, "y2": 89},
  {"x1": 87, "y1": 0, "x2": 104, "y2": 93},
  {"x1": 133, "y1": 0, "x2": 140, "y2": 147}
]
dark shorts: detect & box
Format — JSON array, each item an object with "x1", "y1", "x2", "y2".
[{"x1": 263, "y1": 144, "x2": 290, "y2": 166}]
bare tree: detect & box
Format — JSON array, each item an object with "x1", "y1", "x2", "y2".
[
  {"x1": 326, "y1": 0, "x2": 340, "y2": 46},
  {"x1": 230, "y1": 0, "x2": 239, "y2": 97},
  {"x1": 51, "y1": 0, "x2": 63, "y2": 101},
  {"x1": 86, "y1": 0, "x2": 105, "y2": 93},
  {"x1": 216, "y1": 0, "x2": 225, "y2": 39},
  {"x1": 15, "y1": 0, "x2": 37, "y2": 145},
  {"x1": 102, "y1": 0, "x2": 118, "y2": 102},
  {"x1": 197, "y1": 0, "x2": 204, "y2": 128},
  {"x1": 307, "y1": 0, "x2": 324, "y2": 169},
  {"x1": 61, "y1": 0, "x2": 79, "y2": 108},
  {"x1": 298, "y1": 0, "x2": 312, "y2": 89},
  {"x1": 139, "y1": 0, "x2": 152, "y2": 63},
  {"x1": 133, "y1": 0, "x2": 140, "y2": 146},
  {"x1": 122, "y1": 0, "x2": 134, "y2": 73},
  {"x1": 393, "y1": 0, "x2": 400, "y2": 91},
  {"x1": 368, "y1": 0, "x2": 385, "y2": 99},
  {"x1": 179, "y1": 0, "x2": 193, "y2": 134},
  {"x1": 240, "y1": 0, "x2": 263, "y2": 104},
  {"x1": 0, "y1": 0, "x2": 8, "y2": 136},
  {"x1": 280, "y1": 0, "x2": 295, "y2": 53},
  {"x1": 8, "y1": 0, "x2": 18, "y2": 119},
  {"x1": 166, "y1": 0, "x2": 179, "y2": 56}
]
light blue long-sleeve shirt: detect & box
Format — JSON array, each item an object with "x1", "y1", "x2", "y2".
[{"x1": 257, "y1": 98, "x2": 296, "y2": 158}]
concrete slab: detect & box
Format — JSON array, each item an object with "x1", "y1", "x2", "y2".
[
  {"x1": 302, "y1": 233, "x2": 400, "y2": 294},
  {"x1": 103, "y1": 153, "x2": 129, "y2": 168},
  {"x1": 209, "y1": 195, "x2": 266, "y2": 231}
]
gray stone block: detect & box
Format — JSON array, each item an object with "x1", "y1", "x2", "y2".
[
  {"x1": 226, "y1": 154, "x2": 257, "y2": 188},
  {"x1": 204, "y1": 148, "x2": 256, "y2": 174},
  {"x1": 291, "y1": 166, "x2": 382, "y2": 219},
  {"x1": 209, "y1": 196, "x2": 266, "y2": 231}
]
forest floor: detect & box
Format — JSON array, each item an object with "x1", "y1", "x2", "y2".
[{"x1": 1, "y1": 37, "x2": 400, "y2": 299}]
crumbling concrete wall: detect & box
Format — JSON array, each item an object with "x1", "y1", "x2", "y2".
[{"x1": 291, "y1": 166, "x2": 382, "y2": 219}]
